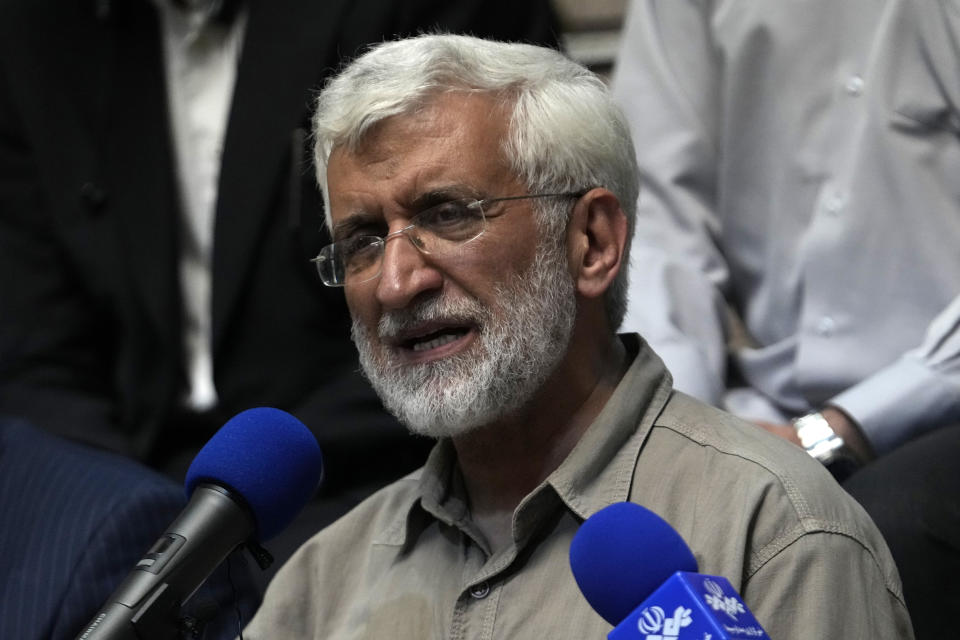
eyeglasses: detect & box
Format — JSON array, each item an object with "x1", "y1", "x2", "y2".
[{"x1": 312, "y1": 191, "x2": 587, "y2": 287}]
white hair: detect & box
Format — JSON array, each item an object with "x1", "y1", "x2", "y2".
[{"x1": 312, "y1": 33, "x2": 639, "y2": 329}]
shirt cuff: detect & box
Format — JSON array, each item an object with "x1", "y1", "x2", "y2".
[{"x1": 829, "y1": 357, "x2": 960, "y2": 455}]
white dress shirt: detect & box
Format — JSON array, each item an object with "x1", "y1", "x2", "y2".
[
  {"x1": 612, "y1": 0, "x2": 960, "y2": 453},
  {"x1": 156, "y1": 0, "x2": 247, "y2": 410}
]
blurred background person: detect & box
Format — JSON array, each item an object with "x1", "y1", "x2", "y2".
[
  {"x1": 0, "y1": 416, "x2": 259, "y2": 640},
  {"x1": 611, "y1": 1, "x2": 959, "y2": 636},
  {"x1": 0, "y1": 0, "x2": 560, "y2": 584}
]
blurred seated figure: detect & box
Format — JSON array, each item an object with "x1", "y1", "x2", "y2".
[
  {"x1": 0, "y1": 0, "x2": 560, "y2": 581},
  {"x1": 0, "y1": 417, "x2": 259, "y2": 640},
  {"x1": 611, "y1": 1, "x2": 960, "y2": 636}
]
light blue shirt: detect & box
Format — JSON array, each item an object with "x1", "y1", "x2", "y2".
[{"x1": 612, "y1": 0, "x2": 960, "y2": 454}]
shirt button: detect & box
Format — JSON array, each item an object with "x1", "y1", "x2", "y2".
[
  {"x1": 816, "y1": 316, "x2": 836, "y2": 337},
  {"x1": 844, "y1": 75, "x2": 864, "y2": 96},
  {"x1": 822, "y1": 191, "x2": 846, "y2": 216},
  {"x1": 469, "y1": 582, "x2": 490, "y2": 599},
  {"x1": 80, "y1": 181, "x2": 108, "y2": 214}
]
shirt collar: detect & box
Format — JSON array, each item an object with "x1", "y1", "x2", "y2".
[
  {"x1": 376, "y1": 333, "x2": 675, "y2": 547},
  {"x1": 546, "y1": 333, "x2": 674, "y2": 520},
  {"x1": 153, "y1": 0, "x2": 243, "y2": 38}
]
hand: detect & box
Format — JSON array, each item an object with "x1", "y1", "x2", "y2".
[{"x1": 752, "y1": 420, "x2": 803, "y2": 448}]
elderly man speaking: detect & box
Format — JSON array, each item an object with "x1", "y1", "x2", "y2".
[{"x1": 245, "y1": 35, "x2": 912, "y2": 638}]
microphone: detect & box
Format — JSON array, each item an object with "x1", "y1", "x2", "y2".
[
  {"x1": 75, "y1": 407, "x2": 323, "y2": 640},
  {"x1": 570, "y1": 502, "x2": 770, "y2": 640}
]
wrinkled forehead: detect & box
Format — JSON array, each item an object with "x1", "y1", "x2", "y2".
[
  {"x1": 321, "y1": 90, "x2": 518, "y2": 228},
  {"x1": 359, "y1": 91, "x2": 511, "y2": 156},
  {"x1": 325, "y1": 93, "x2": 522, "y2": 217}
]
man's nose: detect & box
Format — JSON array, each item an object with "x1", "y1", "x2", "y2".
[{"x1": 375, "y1": 230, "x2": 443, "y2": 310}]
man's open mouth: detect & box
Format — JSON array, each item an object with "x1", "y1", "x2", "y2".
[{"x1": 406, "y1": 327, "x2": 471, "y2": 352}]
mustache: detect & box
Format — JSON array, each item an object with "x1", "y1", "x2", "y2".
[{"x1": 376, "y1": 293, "x2": 490, "y2": 339}]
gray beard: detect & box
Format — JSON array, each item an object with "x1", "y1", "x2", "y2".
[{"x1": 351, "y1": 235, "x2": 577, "y2": 439}]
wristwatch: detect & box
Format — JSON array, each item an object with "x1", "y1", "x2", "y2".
[{"x1": 792, "y1": 412, "x2": 856, "y2": 466}]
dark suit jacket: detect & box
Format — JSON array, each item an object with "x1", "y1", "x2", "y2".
[
  {"x1": 0, "y1": 0, "x2": 559, "y2": 485},
  {"x1": 0, "y1": 418, "x2": 259, "y2": 640}
]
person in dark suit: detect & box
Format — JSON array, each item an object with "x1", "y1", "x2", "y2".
[
  {"x1": 0, "y1": 0, "x2": 560, "y2": 575},
  {"x1": 0, "y1": 417, "x2": 259, "y2": 640}
]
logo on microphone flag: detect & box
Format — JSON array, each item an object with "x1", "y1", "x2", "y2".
[
  {"x1": 609, "y1": 572, "x2": 769, "y2": 640},
  {"x1": 702, "y1": 579, "x2": 746, "y2": 621},
  {"x1": 634, "y1": 605, "x2": 693, "y2": 639}
]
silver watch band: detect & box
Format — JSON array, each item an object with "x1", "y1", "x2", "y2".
[{"x1": 792, "y1": 412, "x2": 851, "y2": 466}]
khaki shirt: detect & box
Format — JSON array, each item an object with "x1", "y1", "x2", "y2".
[{"x1": 246, "y1": 335, "x2": 913, "y2": 638}]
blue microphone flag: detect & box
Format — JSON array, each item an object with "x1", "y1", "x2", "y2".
[{"x1": 611, "y1": 571, "x2": 769, "y2": 640}]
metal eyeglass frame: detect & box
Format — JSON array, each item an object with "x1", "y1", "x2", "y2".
[{"x1": 311, "y1": 190, "x2": 589, "y2": 287}]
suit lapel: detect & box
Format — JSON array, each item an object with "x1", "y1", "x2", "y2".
[
  {"x1": 104, "y1": 2, "x2": 182, "y2": 350},
  {"x1": 211, "y1": 0, "x2": 350, "y2": 354}
]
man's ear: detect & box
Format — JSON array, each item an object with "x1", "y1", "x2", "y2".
[{"x1": 566, "y1": 188, "x2": 628, "y2": 300}]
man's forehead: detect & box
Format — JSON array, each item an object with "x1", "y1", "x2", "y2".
[
  {"x1": 334, "y1": 92, "x2": 510, "y2": 164},
  {"x1": 326, "y1": 145, "x2": 476, "y2": 211},
  {"x1": 326, "y1": 93, "x2": 516, "y2": 215},
  {"x1": 328, "y1": 141, "x2": 403, "y2": 184}
]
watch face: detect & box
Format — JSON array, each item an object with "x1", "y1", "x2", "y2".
[
  {"x1": 794, "y1": 413, "x2": 835, "y2": 450},
  {"x1": 793, "y1": 413, "x2": 860, "y2": 476}
]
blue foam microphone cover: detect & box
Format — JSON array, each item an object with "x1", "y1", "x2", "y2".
[
  {"x1": 569, "y1": 502, "x2": 698, "y2": 625},
  {"x1": 185, "y1": 407, "x2": 323, "y2": 541}
]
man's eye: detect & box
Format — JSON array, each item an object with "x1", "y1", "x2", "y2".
[
  {"x1": 416, "y1": 200, "x2": 482, "y2": 230},
  {"x1": 339, "y1": 236, "x2": 380, "y2": 262}
]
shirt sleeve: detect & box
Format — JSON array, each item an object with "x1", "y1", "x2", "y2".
[
  {"x1": 830, "y1": 293, "x2": 960, "y2": 454},
  {"x1": 743, "y1": 531, "x2": 914, "y2": 638},
  {"x1": 610, "y1": 0, "x2": 731, "y2": 404}
]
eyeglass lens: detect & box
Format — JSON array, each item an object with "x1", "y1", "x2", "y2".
[{"x1": 316, "y1": 198, "x2": 487, "y2": 286}]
